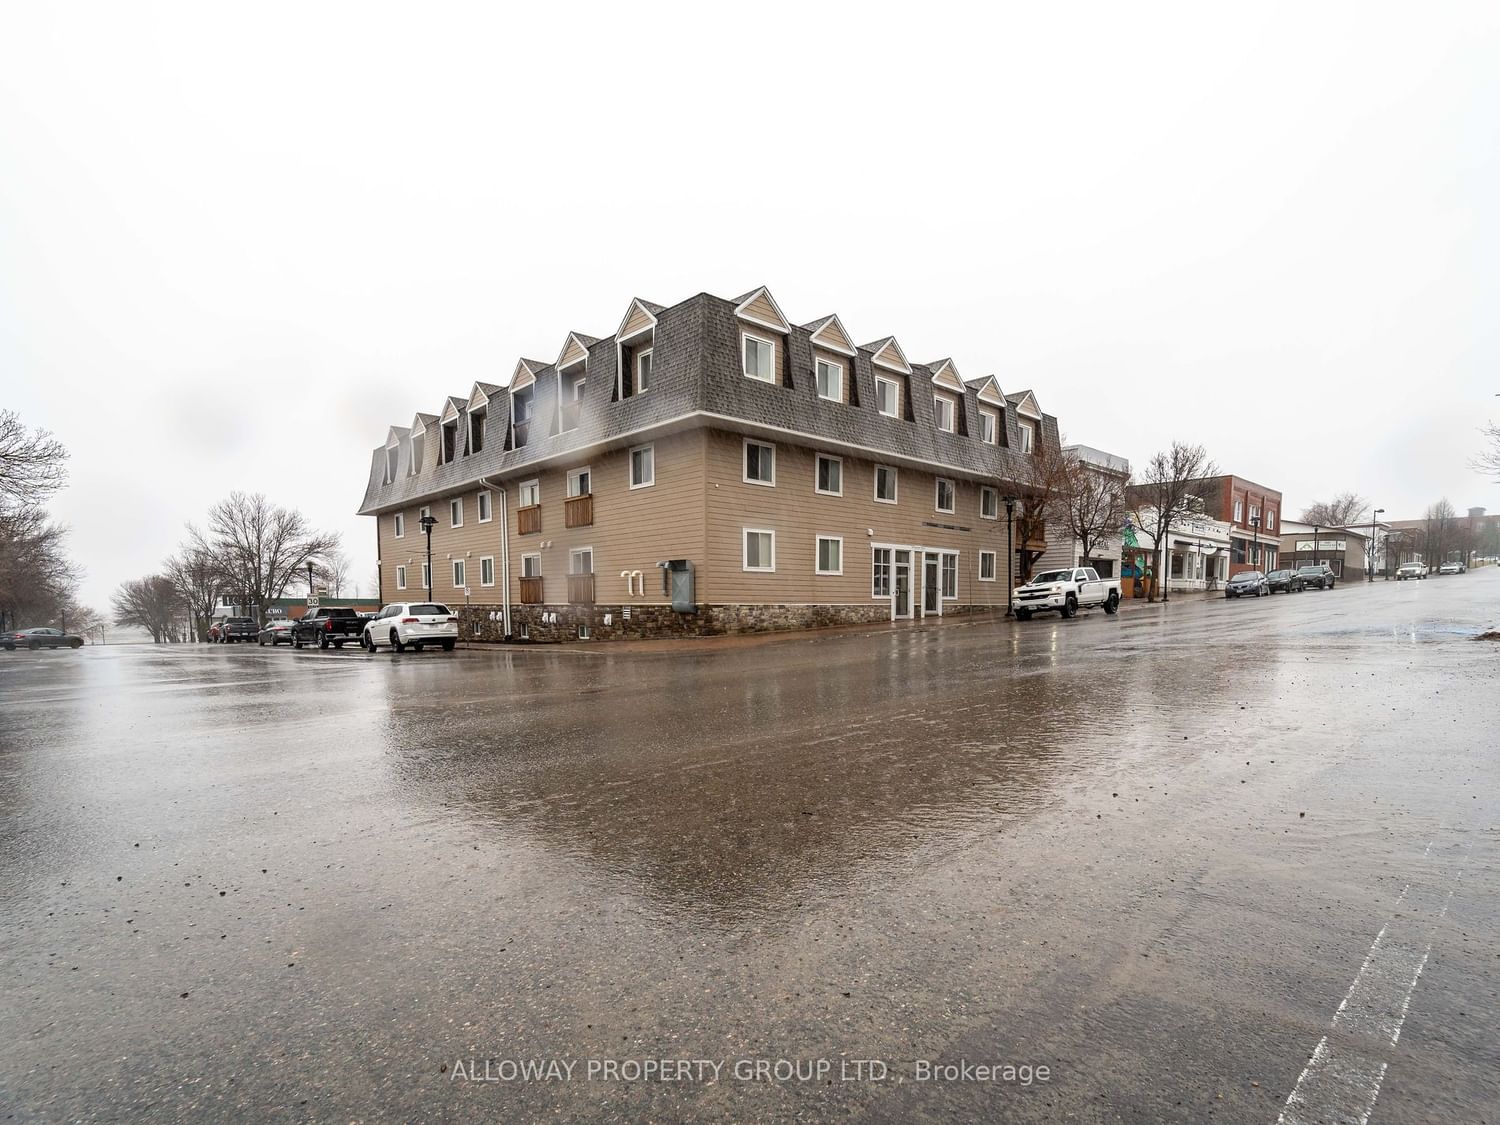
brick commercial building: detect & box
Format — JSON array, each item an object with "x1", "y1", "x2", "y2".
[
  {"x1": 358, "y1": 286, "x2": 1063, "y2": 642},
  {"x1": 1192, "y1": 475, "x2": 1283, "y2": 578}
]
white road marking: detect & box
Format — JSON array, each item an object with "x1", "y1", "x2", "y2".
[{"x1": 1277, "y1": 838, "x2": 1469, "y2": 1125}]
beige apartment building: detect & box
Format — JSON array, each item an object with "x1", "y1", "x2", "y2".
[{"x1": 359, "y1": 286, "x2": 1062, "y2": 641}]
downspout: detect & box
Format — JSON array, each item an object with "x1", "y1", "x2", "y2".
[{"x1": 480, "y1": 476, "x2": 511, "y2": 640}]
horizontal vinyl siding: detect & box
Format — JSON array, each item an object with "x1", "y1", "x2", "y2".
[
  {"x1": 702, "y1": 429, "x2": 1010, "y2": 607},
  {"x1": 377, "y1": 489, "x2": 506, "y2": 602},
  {"x1": 739, "y1": 292, "x2": 784, "y2": 328},
  {"x1": 620, "y1": 305, "x2": 655, "y2": 339},
  {"x1": 508, "y1": 430, "x2": 706, "y2": 605}
]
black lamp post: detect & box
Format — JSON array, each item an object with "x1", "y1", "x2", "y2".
[
  {"x1": 419, "y1": 513, "x2": 438, "y2": 600},
  {"x1": 1312, "y1": 525, "x2": 1320, "y2": 568},
  {"x1": 1369, "y1": 508, "x2": 1384, "y2": 581},
  {"x1": 1003, "y1": 496, "x2": 1016, "y2": 617},
  {"x1": 1249, "y1": 515, "x2": 1262, "y2": 572}
]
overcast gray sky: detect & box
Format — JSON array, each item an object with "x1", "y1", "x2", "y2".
[{"x1": 3, "y1": 2, "x2": 1497, "y2": 610}]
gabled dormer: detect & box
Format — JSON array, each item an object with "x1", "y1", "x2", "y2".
[
  {"x1": 804, "y1": 314, "x2": 857, "y2": 404},
  {"x1": 509, "y1": 359, "x2": 545, "y2": 449},
  {"x1": 864, "y1": 337, "x2": 912, "y2": 420},
  {"x1": 554, "y1": 332, "x2": 596, "y2": 433},
  {"x1": 734, "y1": 286, "x2": 791, "y2": 387},
  {"x1": 438, "y1": 397, "x2": 466, "y2": 464},
  {"x1": 615, "y1": 298, "x2": 662, "y2": 400},
  {"x1": 967, "y1": 376, "x2": 1007, "y2": 447},
  {"x1": 408, "y1": 413, "x2": 436, "y2": 475},
  {"x1": 926, "y1": 359, "x2": 967, "y2": 436},
  {"x1": 1007, "y1": 389, "x2": 1044, "y2": 455},
  {"x1": 466, "y1": 382, "x2": 499, "y2": 455},
  {"x1": 382, "y1": 426, "x2": 407, "y2": 484}
]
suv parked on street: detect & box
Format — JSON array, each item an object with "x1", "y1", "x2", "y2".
[
  {"x1": 362, "y1": 602, "x2": 458, "y2": 653},
  {"x1": 1296, "y1": 564, "x2": 1337, "y2": 590},
  {"x1": 292, "y1": 609, "x2": 368, "y2": 650},
  {"x1": 1011, "y1": 567, "x2": 1121, "y2": 620},
  {"x1": 1225, "y1": 571, "x2": 1269, "y2": 598}
]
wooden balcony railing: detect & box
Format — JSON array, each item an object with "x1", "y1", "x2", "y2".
[
  {"x1": 564, "y1": 493, "x2": 593, "y2": 528},
  {"x1": 566, "y1": 573, "x2": 595, "y2": 605},
  {"x1": 518, "y1": 577, "x2": 544, "y2": 604},
  {"x1": 516, "y1": 504, "x2": 542, "y2": 535}
]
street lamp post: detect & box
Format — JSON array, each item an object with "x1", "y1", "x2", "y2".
[
  {"x1": 1250, "y1": 515, "x2": 1262, "y2": 572},
  {"x1": 420, "y1": 513, "x2": 438, "y2": 601},
  {"x1": 1312, "y1": 525, "x2": 1320, "y2": 569},
  {"x1": 1003, "y1": 496, "x2": 1016, "y2": 617},
  {"x1": 1369, "y1": 508, "x2": 1384, "y2": 581}
]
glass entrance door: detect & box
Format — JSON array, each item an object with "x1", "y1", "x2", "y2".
[
  {"x1": 894, "y1": 551, "x2": 912, "y2": 618},
  {"x1": 923, "y1": 552, "x2": 941, "y2": 615}
]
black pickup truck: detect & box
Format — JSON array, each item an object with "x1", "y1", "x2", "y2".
[
  {"x1": 291, "y1": 609, "x2": 367, "y2": 649},
  {"x1": 218, "y1": 618, "x2": 259, "y2": 643}
]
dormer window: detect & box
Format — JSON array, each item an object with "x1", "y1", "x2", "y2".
[
  {"x1": 384, "y1": 446, "x2": 398, "y2": 483},
  {"x1": 441, "y1": 421, "x2": 458, "y2": 463},
  {"x1": 409, "y1": 432, "x2": 424, "y2": 475},
  {"x1": 978, "y1": 409, "x2": 999, "y2": 445},
  {"x1": 469, "y1": 412, "x2": 485, "y2": 455},
  {"x1": 934, "y1": 395, "x2": 956, "y2": 433},
  {"x1": 875, "y1": 377, "x2": 900, "y2": 418},
  {"x1": 815, "y1": 359, "x2": 842, "y2": 401},
  {"x1": 743, "y1": 333, "x2": 775, "y2": 383},
  {"x1": 560, "y1": 365, "x2": 585, "y2": 432},
  {"x1": 1019, "y1": 420, "x2": 1035, "y2": 454},
  {"x1": 636, "y1": 350, "x2": 652, "y2": 392},
  {"x1": 513, "y1": 387, "x2": 533, "y2": 424}
]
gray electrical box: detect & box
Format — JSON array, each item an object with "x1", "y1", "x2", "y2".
[{"x1": 665, "y1": 559, "x2": 696, "y2": 613}]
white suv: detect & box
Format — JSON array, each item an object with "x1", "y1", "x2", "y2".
[{"x1": 363, "y1": 602, "x2": 459, "y2": 653}]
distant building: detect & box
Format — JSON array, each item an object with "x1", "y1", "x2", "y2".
[
  {"x1": 1124, "y1": 504, "x2": 1233, "y2": 594},
  {"x1": 1191, "y1": 475, "x2": 1283, "y2": 577},
  {"x1": 1279, "y1": 520, "x2": 1373, "y2": 581},
  {"x1": 213, "y1": 596, "x2": 378, "y2": 622},
  {"x1": 1060, "y1": 444, "x2": 1131, "y2": 577}
]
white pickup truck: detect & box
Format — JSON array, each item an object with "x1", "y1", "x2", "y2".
[{"x1": 1012, "y1": 566, "x2": 1122, "y2": 620}]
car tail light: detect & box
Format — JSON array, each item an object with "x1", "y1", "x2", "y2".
[
  {"x1": 401, "y1": 617, "x2": 419, "y2": 623},
  {"x1": 324, "y1": 619, "x2": 334, "y2": 632}
]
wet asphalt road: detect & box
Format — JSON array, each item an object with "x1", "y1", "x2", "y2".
[{"x1": 2, "y1": 576, "x2": 1497, "y2": 1124}]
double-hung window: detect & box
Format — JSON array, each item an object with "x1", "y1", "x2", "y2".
[
  {"x1": 450, "y1": 498, "x2": 463, "y2": 527},
  {"x1": 452, "y1": 559, "x2": 465, "y2": 589},
  {"x1": 743, "y1": 440, "x2": 775, "y2": 486},
  {"x1": 815, "y1": 453, "x2": 842, "y2": 496},
  {"x1": 935, "y1": 478, "x2": 956, "y2": 514},
  {"x1": 477, "y1": 491, "x2": 492, "y2": 523},
  {"x1": 743, "y1": 334, "x2": 775, "y2": 382},
  {"x1": 815, "y1": 536, "x2": 842, "y2": 576},
  {"x1": 393, "y1": 513, "x2": 405, "y2": 538},
  {"x1": 934, "y1": 395, "x2": 955, "y2": 433},
  {"x1": 980, "y1": 486, "x2": 999, "y2": 520},
  {"x1": 1019, "y1": 421, "x2": 1035, "y2": 453},
  {"x1": 518, "y1": 481, "x2": 539, "y2": 508},
  {"x1": 630, "y1": 444, "x2": 655, "y2": 489},
  {"x1": 479, "y1": 557, "x2": 495, "y2": 586},
  {"x1": 876, "y1": 377, "x2": 900, "y2": 418},
  {"x1": 567, "y1": 467, "x2": 591, "y2": 497},
  {"x1": 874, "y1": 465, "x2": 898, "y2": 504},
  {"x1": 396, "y1": 565, "x2": 407, "y2": 590},
  {"x1": 636, "y1": 349, "x2": 653, "y2": 392},
  {"x1": 941, "y1": 554, "x2": 958, "y2": 599},
  {"x1": 979, "y1": 409, "x2": 998, "y2": 445},
  {"x1": 872, "y1": 548, "x2": 893, "y2": 597},
  {"x1": 815, "y1": 359, "x2": 842, "y2": 401},
  {"x1": 979, "y1": 551, "x2": 996, "y2": 581},
  {"x1": 743, "y1": 529, "x2": 775, "y2": 572}
]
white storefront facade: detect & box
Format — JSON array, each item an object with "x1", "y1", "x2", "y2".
[{"x1": 1126, "y1": 510, "x2": 1234, "y2": 592}]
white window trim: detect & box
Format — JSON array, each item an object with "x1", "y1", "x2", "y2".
[
  {"x1": 870, "y1": 545, "x2": 895, "y2": 601},
  {"x1": 450, "y1": 498, "x2": 463, "y2": 528},
  {"x1": 419, "y1": 506, "x2": 431, "y2": 520},
  {"x1": 941, "y1": 550, "x2": 960, "y2": 600},
  {"x1": 1234, "y1": 499, "x2": 1243, "y2": 522},
  {"x1": 636, "y1": 348, "x2": 653, "y2": 392},
  {"x1": 742, "y1": 438, "x2": 776, "y2": 487},
  {"x1": 815, "y1": 358, "x2": 844, "y2": 402},
  {"x1": 742, "y1": 332, "x2": 776, "y2": 383},
  {"x1": 742, "y1": 528, "x2": 776, "y2": 572},
  {"x1": 477, "y1": 490, "x2": 492, "y2": 524},
  {"x1": 934, "y1": 395, "x2": 956, "y2": 433},
  {"x1": 520, "y1": 552, "x2": 542, "y2": 580},
  {"x1": 518, "y1": 479, "x2": 540, "y2": 508},
  {"x1": 567, "y1": 466, "x2": 592, "y2": 498},
  {"x1": 393, "y1": 513, "x2": 405, "y2": 539},
  {"x1": 874, "y1": 464, "x2": 898, "y2": 505},
  {"x1": 479, "y1": 556, "x2": 495, "y2": 586},
  {"x1": 875, "y1": 376, "x2": 900, "y2": 418},
  {"x1": 569, "y1": 545, "x2": 595, "y2": 576},
  {"x1": 629, "y1": 443, "x2": 655, "y2": 490},
  {"x1": 452, "y1": 559, "x2": 466, "y2": 588},
  {"x1": 979, "y1": 408, "x2": 999, "y2": 445},
  {"x1": 396, "y1": 565, "x2": 407, "y2": 590},
  {"x1": 420, "y1": 562, "x2": 430, "y2": 589},
  {"x1": 1019, "y1": 420, "x2": 1035, "y2": 453},
  {"x1": 980, "y1": 486, "x2": 999, "y2": 520},
  {"x1": 935, "y1": 477, "x2": 956, "y2": 514},
  {"x1": 815, "y1": 535, "x2": 844, "y2": 576},
  {"x1": 979, "y1": 550, "x2": 997, "y2": 581},
  {"x1": 814, "y1": 452, "x2": 843, "y2": 497}
]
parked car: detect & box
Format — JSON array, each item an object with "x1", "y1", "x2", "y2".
[
  {"x1": 217, "y1": 617, "x2": 259, "y2": 643},
  {"x1": 362, "y1": 602, "x2": 459, "y2": 652},
  {"x1": 1011, "y1": 567, "x2": 1122, "y2": 620},
  {"x1": 292, "y1": 608, "x2": 368, "y2": 649},
  {"x1": 1225, "y1": 571, "x2": 1269, "y2": 598},
  {"x1": 1437, "y1": 562, "x2": 1465, "y2": 575},
  {"x1": 1395, "y1": 562, "x2": 1426, "y2": 580},
  {"x1": 2, "y1": 627, "x2": 84, "y2": 650},
  {"x1": 207, "y1": 622, "x2": 222, "y2": 642},
  {"x1": 1265, "y1": 569, "x2": 1305, "y2": 594},
  {"x1": 257, "y1": 620, "x2": 296, "y2": 646},
  {"x1": 1296, "y1": 564, "x2": 1337, "y2": 590}
]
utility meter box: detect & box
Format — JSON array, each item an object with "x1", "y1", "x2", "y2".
[{"x1": 664, "y1": 560, "x2": 696, "y2": 613}]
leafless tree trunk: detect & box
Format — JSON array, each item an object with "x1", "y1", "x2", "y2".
[
  {"x1": 1011, "y1": 442, "x2": 1071, "y2": 583},
  {"x1": 0, "y1": 411, "x2": 81, "y2": 633},
  {"x1": 111, "y1": 575, "x2": 179, "y2": 643},
  {"x1": 1300, "y1": 492, "x2": 1369, "y2": 528},
  {"x1": 0, "y1": 410, "x2": 69, "y2": 514},
  {"x1": 165, "y1": 525, "x2": 229, "y2": 642},
  {"x1": 1422, "y1": 498, "x2": 1456, "y2": 565},
  {"x1": 1129, "y1": 442, "x2": 1218, "y2": 603},
  {"x1": 316, "y1": 549, "x2": 353, "y2": 598},
  {"x1": 206, "y1": 492, "x2": 341, "y2": 626},
  {"x1": 1059, "y1": 454, "x2": 1129, "y2": 568}
]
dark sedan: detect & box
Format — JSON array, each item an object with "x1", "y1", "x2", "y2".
[
  {"x1": 1265, "y1": 569, "x2": 1305, "y2": 594},
  {"x1": 1296, "y1": 564, "x2": 1337, "y2": 590},
  {"x1": 2, "y1": 627, "x2": 85, "y2": 650},
  {"x1": 1225, "y1": 571, "x2": 1269, "y2": 598}
]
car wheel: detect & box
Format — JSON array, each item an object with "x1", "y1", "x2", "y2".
[
  {"x1": 292, "y1": 633, "x2": 302, "y2": 649},
  {"x1": 362, "y1": 632, "x2": 376, "y2": 652},
  {"x1": 317, "y1": 633, "x2": 329, "y2": 650},
  {"x1": 69, "y1": 639, "x2": 83, "y2": 648},
  {"x1": 391, "y1": 629, "x2": 405, "y2": 654},
  {"x1": 441, "y1": 639, "x2": 456, "y2": 651},
  {"x1": 1062, "y1": 594, "x2": 1077, "y2": 619},
  {"x1": 1103, "y1": 593, "x2": 1119, "y2": 615}
]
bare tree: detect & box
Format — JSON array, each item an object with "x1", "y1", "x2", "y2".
[
  {"x1": 207, "y1": 492, "x2": 340, "y2": 625},
  {"x1": 0, "y1": 410, "x2": 69, "y2": 515},
  {"x1": 1129, "y1": 442, "x2": 1218, "y2": 603},
  {"x1": 165, "y1": 525, "x2": 228, "y2": 642},
  {"x1": 1300, "y1": 492, "x2": 1368, "y2": 527},
  {"x1": 111, "y1": 575, "x2": 180, "y2": 643},
  {"x1": 1011, "y1": 442, "x2": 1072, "y2": 582},
  {"x1": 316, "y1": 548, "x2": 353, "y2": 598},
  {"x1": 1058, "y1": 453, "x2": 1129, "y2": 569},
  {"x1": 63, "y1": 603, "x2": 105, "y2": 642},
  {"x1": 1474, "y1": 421, "x2": 1500, "y2": 483},
  {"x1": 1420, "y1": 498, "x2": 1457, "y2": 566}
]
